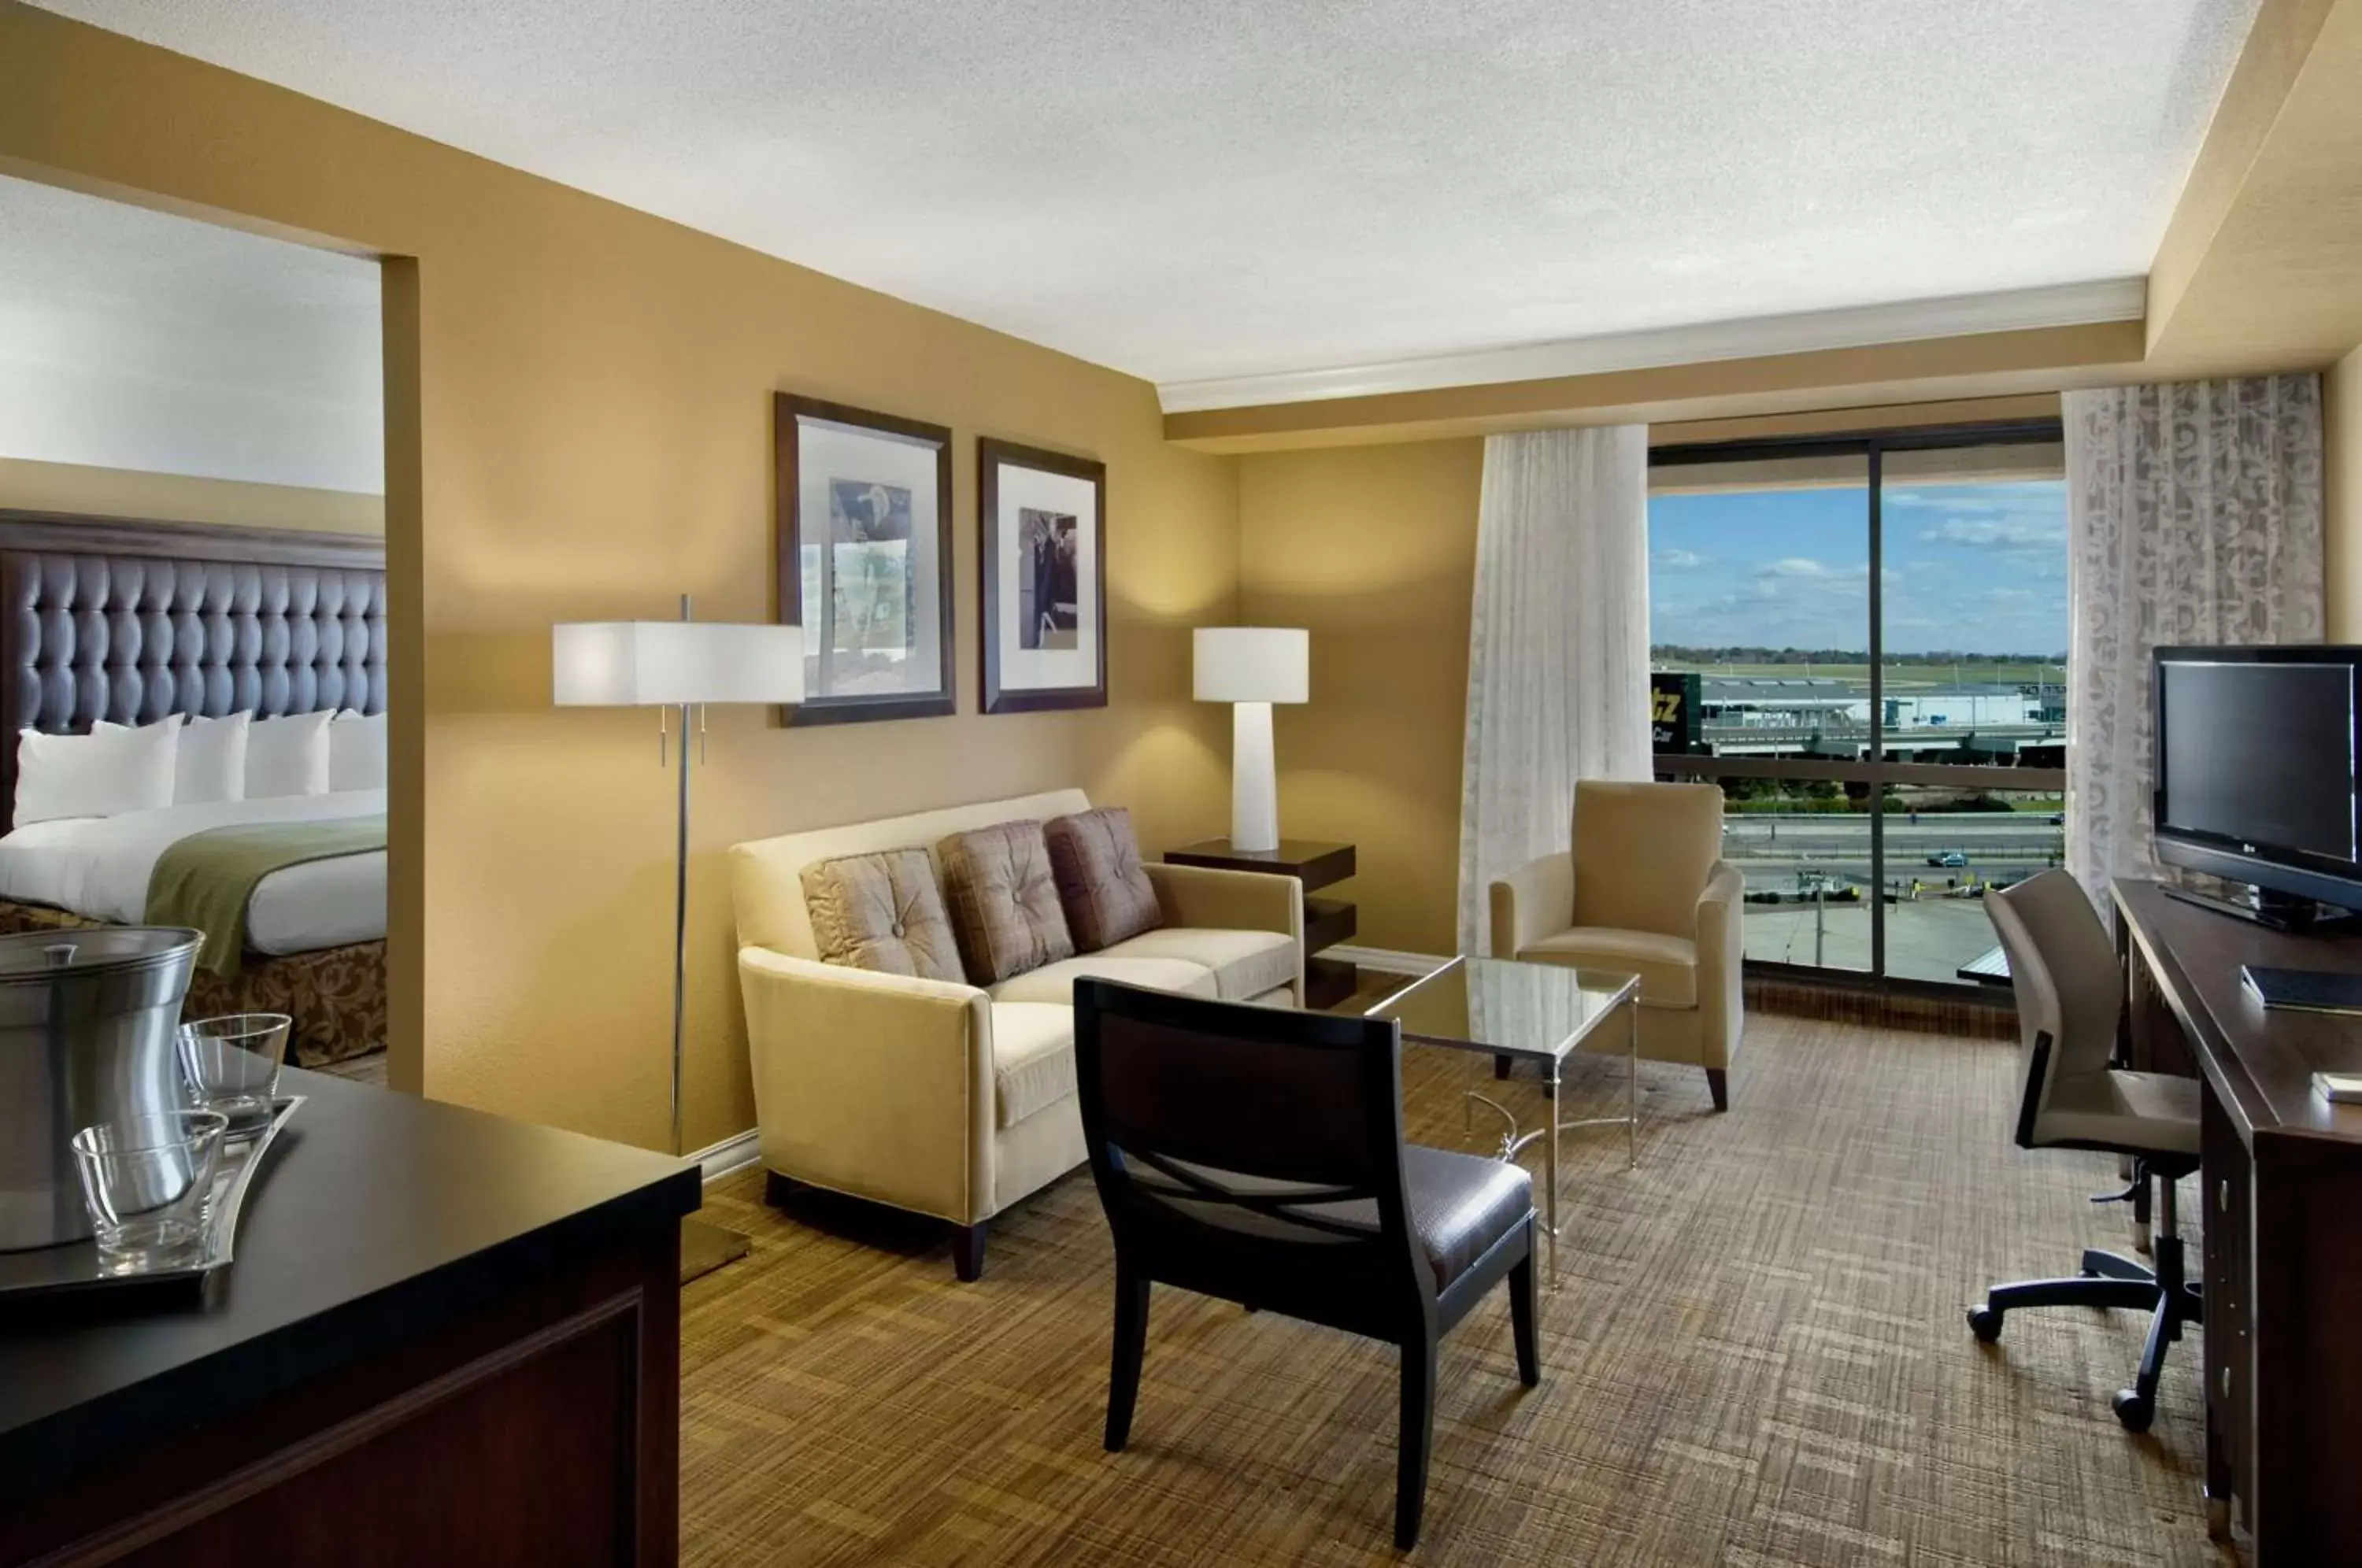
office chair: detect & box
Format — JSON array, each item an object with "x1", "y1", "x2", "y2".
[
  {"x1": 1967, "y1": 869, "x2": 2202, "y2": 1433},
  {"x1": 1073, "y1": 978, "x2": 1540, "y2": 1549}
]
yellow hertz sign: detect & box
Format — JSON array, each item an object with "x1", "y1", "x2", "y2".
[{"x1": 1651, "y1": 688, "x2": 1685, "y2": 724}]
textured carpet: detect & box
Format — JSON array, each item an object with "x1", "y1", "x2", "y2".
[{"x1": 679, "y1": 1013, "x2": 2235, "y2": 1566}]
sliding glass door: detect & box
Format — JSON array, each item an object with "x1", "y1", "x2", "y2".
[{"x1": 1646, "y1": 423, "x2": 2068, "y2": 990}]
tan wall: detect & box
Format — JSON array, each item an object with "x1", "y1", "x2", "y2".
[
  {"x1": 0, "y1": 457, "x2": 384, "y2": 534},
  {"x1": 0, "y1": 4, "x2": 1238, "y2": 1152},
  {"x1": 2331, "y1": 346, "x2": 2362, "y2": 638},
  {"x1": 1238, "y1": 440, "x2": 1482, "y2": 956}
]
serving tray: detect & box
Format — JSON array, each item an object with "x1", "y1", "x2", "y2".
[{"x1": 0, "y1": 1095, "x2": 302, "y2": 1306}]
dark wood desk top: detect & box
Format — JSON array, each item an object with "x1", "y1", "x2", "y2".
[
  {"x1": 2115, "y1": 878, "x2": 2362, "y2": 1148},
  {"x1": 0, "y1": 1068, "x2": 698, "y2": 1503}
]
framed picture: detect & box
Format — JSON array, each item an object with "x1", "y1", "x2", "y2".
[
  {"x1": 775, "y1": 394, "x2": 956, "y2": 725},
  {"x1": 979, "y1": 438, "x2": 1107, "y2": 714}
]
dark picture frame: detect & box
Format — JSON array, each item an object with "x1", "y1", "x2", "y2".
[
  {"x1": 979, "y1": 438, "x2": 1108, "y2": 714},
  {"x1": 774, "y1": 393, "x2": 957, "y2": 725}
]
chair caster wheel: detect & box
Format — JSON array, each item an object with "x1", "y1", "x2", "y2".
[
  {"x1": 1966, "y1": 1306, "x2": 2003, "y2": 1342},
  {"x1": 2112, "y1": 1389, "x2": 2153, "y2": 1433}
]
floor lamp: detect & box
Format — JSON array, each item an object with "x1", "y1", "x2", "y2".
[
  {"x1": 553, "y1": 596, "x2": 804, "y2": 1281},
  {"x1": 1194, "y1": 627, "x2": 1309, "y2": 852}
]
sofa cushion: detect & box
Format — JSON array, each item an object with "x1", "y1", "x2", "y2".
[
  {"x1": 939, "y1": 821, "x2": 1075, "y2": 984},
  {"x1": 1101, "y1": 926, "x2": 1296, "y2": 1002},
  {"x1": 987, "y1": 954, "x2": 1221, "y2": 1007},
  {"x1": 989, "y1": 1002, "x2": 1076, "y2": 1129},
  {"x1": 800, "y1": 849, "x2": 967, "y2": 983},
  {"x1": 1044, "y1": 807, "x2": 1165, "y2": 952},
  {"x1": 1516, "y1": 926, "x2": 1697, "y2": 1008}
]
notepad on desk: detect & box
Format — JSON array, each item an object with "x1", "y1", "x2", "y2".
[{"x1": 2241, "y1": 963, "x2": 2362, "y2": 1016}]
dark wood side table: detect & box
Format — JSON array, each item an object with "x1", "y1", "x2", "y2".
[{"x1": 1165, "y1": 838, "x2": 1358, "y2": 1008}]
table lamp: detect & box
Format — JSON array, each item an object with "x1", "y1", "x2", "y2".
[
  {"x1": 553, "y1": 594, "x2": 803, "y2": 1278},
  {"x1": 1194, "y1": 627, "x2": 1309, "y2": 853}
]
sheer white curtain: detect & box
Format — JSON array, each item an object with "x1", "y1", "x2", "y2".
[
  {"x1": 1456, "y1": 425, "x2": 1651, "y2": 954},
  {"x1": 2065, "y1": 375, "x2": 2325, "y2": 910}
]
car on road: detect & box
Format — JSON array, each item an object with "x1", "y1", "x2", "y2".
[{"x1": 1926, "y1": 850, "x2": 1968, "y2": 868}]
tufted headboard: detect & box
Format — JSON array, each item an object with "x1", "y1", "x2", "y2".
[{"x1": 0, "y1": 512, "x2": 387, "y2": 832}]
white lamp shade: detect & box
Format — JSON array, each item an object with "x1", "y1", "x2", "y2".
[
  {"x1": 1194, "y1": 627, "x2": 1309, "y2": 704},
  {"x1": 552, "y1": 620, "x2": 805, "y2": 706}
]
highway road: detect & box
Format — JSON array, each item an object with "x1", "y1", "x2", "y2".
[{"x1": 1718, "y1": 812, "x2": 2063, "y2": 890}]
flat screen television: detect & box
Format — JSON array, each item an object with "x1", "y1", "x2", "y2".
[{"x1": 2153, "y1": 645, "x2": 2362, "y2": 927}]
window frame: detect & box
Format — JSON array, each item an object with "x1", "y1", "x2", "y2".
[{"x1": 1648, "y1": 418, "x2": 2068, "y2": 992}]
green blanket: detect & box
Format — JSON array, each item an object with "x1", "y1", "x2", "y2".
[{"x1": 146, "y1": 814, "x2": 387, "y2": 979}]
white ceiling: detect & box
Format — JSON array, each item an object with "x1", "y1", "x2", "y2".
[
  {"x1": 0, "y1": 174, "x2": 383, "y2": 491},
  {"x1": 39, "y1": 1, "x2": 2258, "y2": 409}
]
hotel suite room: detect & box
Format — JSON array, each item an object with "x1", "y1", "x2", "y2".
[{"x1": 2, "y1": 2, "x2": 2362, "y2": 1565}]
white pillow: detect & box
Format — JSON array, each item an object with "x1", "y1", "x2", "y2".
[
  {"x1": 13, "y1": 719, "x2": 180, "y2": 827},
  {"x1": 100, "y1": 712, "x2": 249, "y2": 806},
  {"x1": 328, "y1": 709, "x2": 387, "y2": 793},
  {"x1": 246, "y1": 710, "x2": 334, "y2": 799}
]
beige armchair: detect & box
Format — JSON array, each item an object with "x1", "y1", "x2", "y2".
[{"x1": 1487, "y1": 780, "x2": 1744, "y2": 1110}]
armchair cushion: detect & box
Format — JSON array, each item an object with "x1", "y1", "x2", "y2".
[
  {"x1": 1516, "y1": 927, "x2": 1698, "y2": 1007},
  {"x1": 987, "y1": 953, "x2": 1220, "y2": 1007},
  {"x1": 990, "y1": 1002, "x2": 1077, "y2": 1129},
  {"x1": 1045, "y1": 807, "x2": 1165, "y2": 952},
  {"x1": 801, "y1": 849, "x2": 966, "y2": 983},
  {"x1": 939, "y1": 820, "x2": 1075, "y2": 983},
  {"x1": 1100, "y1": 926, "x2": 1297, "y2": 1001}
]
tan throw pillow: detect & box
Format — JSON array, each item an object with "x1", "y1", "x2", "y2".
[
  {"x1": 801, "y1": 849, "x2": 966, "y2": 984},
  {"x1": 938, "y1": 821, "x2": 1075, "y2": 985},
  {"x1": 1045, "y1": 807, "x2": 1165, "y2": 952}
]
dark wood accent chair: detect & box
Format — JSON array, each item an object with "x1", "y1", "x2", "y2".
[{"x1": 1073, "y1": 979, "x2": 1541, "y2": 1549}]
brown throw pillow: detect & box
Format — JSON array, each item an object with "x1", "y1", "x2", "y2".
[
  {"x1": 1045, "y1": 807, "x2": 1165, "y2": 952},
  {"x1": 801, "y1": 849, "x2": 966, "y2": 984},
  {"x1": 938, "y1": 821, "x2": 1075, "y2": 985}
]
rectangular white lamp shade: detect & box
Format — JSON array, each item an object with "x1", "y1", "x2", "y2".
[
  {"x1": 1194, "y1": 627, "x2": 1309, "y2": 704},
  {"x1": 552, "y1": 620, "x2": 805, "y2": 706}
]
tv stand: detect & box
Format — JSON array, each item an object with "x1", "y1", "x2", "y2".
[{"x1": 2163, "y1": 883, "x2": 2362, "y2": 937}]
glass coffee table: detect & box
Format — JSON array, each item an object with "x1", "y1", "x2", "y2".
[{"x1": 1368, "y1": 955, "x2": 1641, "y2": 1278}]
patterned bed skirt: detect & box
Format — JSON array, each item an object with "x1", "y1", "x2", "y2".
[{"x1": 0, "y1": 900, "x2": 387, "y2": 1068}]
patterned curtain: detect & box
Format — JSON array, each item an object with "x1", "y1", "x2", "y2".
[
  {"x1": 1456, "y1": 426, "x2": 1651, "y2": 954},
  {"x1": 2064, "y1": 376, "x2": 2325, "y2": 915}
]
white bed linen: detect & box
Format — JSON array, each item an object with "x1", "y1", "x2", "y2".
[{"x1": 0, "y1": 790, "x2": 386, "y2": 956}]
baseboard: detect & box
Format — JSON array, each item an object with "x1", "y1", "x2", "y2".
[
  {"x1": 688, "y1": 1128, "x2": 762, "y2": 1184},
  {"x1": 1328, "y1": 944, "x2": 1450, "y2": 977}
]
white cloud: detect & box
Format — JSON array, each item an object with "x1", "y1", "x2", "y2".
[
  {"x1": 1759, "y1": 557, "x2": 1830, "y2": 577},
  {"x1": 1654, "y1": 546, "x2": 1705, "y2": 569}
]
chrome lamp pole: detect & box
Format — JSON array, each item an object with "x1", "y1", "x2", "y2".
[{"x1": 553, "y1": 597, "x2": 805, "y2": 1281}]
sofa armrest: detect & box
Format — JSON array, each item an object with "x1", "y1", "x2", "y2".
[
  {"x1": 1694, "y1": 861, "x2": 1746, "y2": 1069},
  {"x1": 736, "y1": 947, "x2": 996, "y2": 1225},
  {"x1": 1488, "y1": 851, "x2": 1575, "y2": 958},
  {"x1": 1142, "y1": 861, "x2": 1304, "y2": 941}
]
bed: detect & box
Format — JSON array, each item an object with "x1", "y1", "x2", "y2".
[{"x1": 0, "y1": 510, "x2": 387, "y2": 1067}]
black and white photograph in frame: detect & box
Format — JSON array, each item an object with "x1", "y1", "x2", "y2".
[
  {"x1": 979, "y1": 438, "x2": 1106, "y2": 713},
  {"x1": 774, "y1": 394, "x2": 956, "y2": 725}
]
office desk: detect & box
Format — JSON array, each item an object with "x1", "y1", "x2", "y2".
[{"x1": 2114, "y1": 878, "x2": 2362, "y2": 1562}]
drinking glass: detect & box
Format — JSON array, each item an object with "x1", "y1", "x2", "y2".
[
  {"x1": 69, "y1": 1110, "x2": 229, "y2": 1274},
  {"x1": 177, "y1": 1013, "x2": 294, "y2": 1130}
]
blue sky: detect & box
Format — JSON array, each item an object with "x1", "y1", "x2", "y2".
[{"x1": 1647, "y1": 480, "x2": 2068, "y2": 657}]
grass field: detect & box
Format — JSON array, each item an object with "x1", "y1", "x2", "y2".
[{"x1": 1655, "y1": 660, "x2": 2063, "y2": 687}]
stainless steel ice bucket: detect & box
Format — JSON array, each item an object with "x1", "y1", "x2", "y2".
[{"x1": 0, "y1": 926, "x2": 203, "y2": 1251}]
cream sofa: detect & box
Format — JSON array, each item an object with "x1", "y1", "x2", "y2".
[
  {"x1": 731, "y1": 788, "x2": 1304, "y2": 1280},
  {"x1": 1488, "y1": 780, "x2": 1746, "y2": 1111}
]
